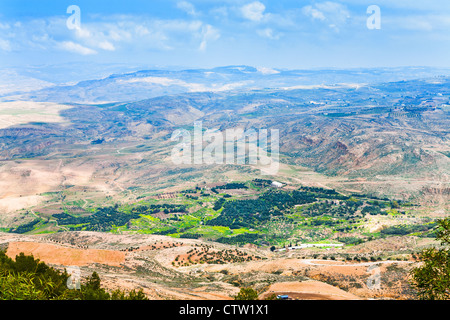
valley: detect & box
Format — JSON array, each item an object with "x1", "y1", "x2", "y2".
[{"x1": 0, "y1": 66, "x2": 448, "y2": 300}]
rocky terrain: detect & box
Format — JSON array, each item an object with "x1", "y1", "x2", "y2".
[
  {"x1": 0, "y1": 231, "x2": 434, "y2": 300},
  {"x1": 0, "y1": 66, "x2": 448, "y2": 300},
  {"x1": 0, "y1": 75, "x2": 448, "y2": 198}
]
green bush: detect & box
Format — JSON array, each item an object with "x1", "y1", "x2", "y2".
[
  {"x1": 234, "y1": 287, "x2": 259, "y2": 300},
  {"x1": 410, "y1": 218, "x2": 450, "y2": 300},
  {"x1": 0, "y1": 251, "x2": 148, "y2": 300}
]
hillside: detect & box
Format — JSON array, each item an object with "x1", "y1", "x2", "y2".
[
  {"x1": 0, "y1": 66, "x2": 448, "y2": 300},
  {"x1": 4, "y1": 66, "x2": 450, "y2": 103},
  {"x1": 0, "y1": 75, "x2": 448, "y2": 193},
  {"x1": 0, "y1": 230, "x2": 431, "y2": 300}
]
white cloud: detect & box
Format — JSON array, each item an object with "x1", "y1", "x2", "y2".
[
  {"x1": 59, "y1": 41, "x2": 97, "y2": 55},
  {"x1": 316, "y1": 2, "x2": 350, "y2": 20},
  {"x1": 256, "y1": 66, "x2": 280, "y2": 75},
  {"x1": 0, "y1": 39, "x2": 11, "y2": 52},
  {"x1": 302, "y1": 2, "x2": 350, "y2": 23},
  {"x1": 384, "y1": 14, "x2": 450, "y2": 32},
  {"x1": 0, "y1": 22, "x2": 10, "y2": 30},
  {"x1": 177, "y1": 1, "x2": 198, "y2": 16},
  {"x1": 241, "y1": 1, "x2": 267, "y2": 22},
  {"x1": 0, "y1": 14, "x2": 220, "y2": 56},
  {"x1": 97, "y1": 41, "x2": 115, "y2": 51},
  {"x1": 134, "y1": 25, "x2": 150, "y2": 37},
  {"x1": 257, "y1": 28, "x2": 281, "y2": 40},
  {"x1": 199, "y1": 24, "x2": 220, "y2": 51},
  {"x1": 301, "y1": 1, "x2": 350, "y2": 32},
  {"x1": 122, "y1": 77, "x2": 250, "y2": 92},
  {"x1": 302, "y1": 6, "x2": 326, "y2": 21},
  {"x1": 210, "y1": 6, "x2": 228, "y2": 19},
  {"x1": 340, "y1": 0, "x2": 450, "y2": 12},
  {"x1": 75, "y1": 27, "x2": 92, "y2": 39}
]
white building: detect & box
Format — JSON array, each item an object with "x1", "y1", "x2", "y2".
[{"x1": 271, "y1": 181, "x2": 283, "y2": 188}]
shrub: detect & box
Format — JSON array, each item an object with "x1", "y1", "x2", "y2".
[{"x1": 234, "y1": 287, "x2": 259, "y2": 300}]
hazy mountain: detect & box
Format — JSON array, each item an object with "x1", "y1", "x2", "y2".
[
  {"x1": 0, "y1": 74, "x2": 448, "y2": 182},
  {"x1": 4, "y1": 65, "x2": 450, "y2": 104}
]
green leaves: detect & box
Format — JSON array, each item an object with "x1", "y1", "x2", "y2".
[
  {"x1": 0, "y1": 251, "x2": 148, "y2": 300},
  {"x1": 436, "y1": 218, "x2": 450, "y2": 246},
  {"x1": 410, "y1": 218, "x2": 450, "y2": 300},
  {"x1": 0, "y1": 271, "x2": 47, "y2": 300},
  {"x1": 234, "y1": 287, "x2": 259, "y2": 300}
]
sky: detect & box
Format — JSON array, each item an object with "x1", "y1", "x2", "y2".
[{"x1": 1, "y1": 0, "x2": 450, "y2": 70}]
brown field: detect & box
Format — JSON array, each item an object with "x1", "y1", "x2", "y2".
[
  {"x1": 6, "y1": 241, "x2": 126, "y2": 267},
  {"x1": 259, "y1": 281, "x2": 363, "y2": 300},
  {"x1": 0, "y1": 101, "x2": 71, "y2": 129}
]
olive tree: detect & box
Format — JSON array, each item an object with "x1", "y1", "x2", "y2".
[{"x1": 410, "y1": 218, "x2": 450, "y2": 300}]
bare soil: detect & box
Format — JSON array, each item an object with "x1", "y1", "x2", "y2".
[
  {"x1": 6, "y1": 241, "x2": 125, "y2": 267},
  {"x1": 260, "y1": 281, "x2": 362, "y2": 300}
]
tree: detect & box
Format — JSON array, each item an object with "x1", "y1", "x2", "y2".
[
  {"x1": 234, "y1": 287, "x2": 259, "y2": 300},
  {"x1": 87, "y1": 271, "x2": 101, "y2": 290},
  {"x1": 390, "y1": 201, "x2": 400, "y2": 209},
  {"x1": 263, "y1": 293, "x2": 278, "y2": 300},
  {"x1": 0, "y1": 271, "x2": 48, "y2": 300},
  {"x1": 82, "y1": 271, "x2": 110, "y2": 300},
  {"x1": 410, "y1": 218, "x2": 450, "y2": 300},
  {"x1": 111, "y1": 288, "x2": 148, "y2": 300},
  {"x1": 0, "y1": 251, "x2": 148, "y2": 300}
]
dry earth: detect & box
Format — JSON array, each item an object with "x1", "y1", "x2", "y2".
[
  {"x1": 6, "y1": 241, "x2": 125, "y2": 267},
  {"x1": 0, "y1": 231, "x2": 425, "y2": 300},
  {"x1": 260, "y1": 281, "x2": 362, "y2": 300},
  {"x1": 0, "y1": 101, "x2": 70, "y2": 129}
]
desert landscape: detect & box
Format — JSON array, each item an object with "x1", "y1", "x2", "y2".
[
  {"x1": 0, "y1": 70, "x2": 448, "y2": 300},
  {"x1": 0, "y1": 11, "x2": 448, "y2": 301},
  {"x1": 0, "y1": 226, "x2": 438, "y2": 300}
]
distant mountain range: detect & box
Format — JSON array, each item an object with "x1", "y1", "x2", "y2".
[
  {"x1": 0, "y1": 67, "x2": 448, "y2": 184},
  {"x1": 3, "y1": 65, "x2": 450, "y2": 103}
]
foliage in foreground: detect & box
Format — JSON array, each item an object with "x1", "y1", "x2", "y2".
[
  {"x1": 410, "y1": 218, "x2": 450, "y2": 300},
  {"x1": 233, "y1": 287, "x2": 259, "y2": 300},
  {"x1": 0, "y1": 250, "x2": 147, "y2": 300}
]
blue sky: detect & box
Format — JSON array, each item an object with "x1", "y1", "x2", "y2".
[{"x1": 1, "y1": 0, "x2": 450, "y2": 69}]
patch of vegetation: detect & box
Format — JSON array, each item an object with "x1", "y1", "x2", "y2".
[
  {"x1": 206, "y1": 189, "x2": 316, "y2": 229},
  {"x1": 211, "y1": 182, "x2": 248, "y2": 193},
  {"x1": 438, "y1": 151, "x2": 450, "y2": 158},
  {"x1": 53, "y1": 205, "x2": 140, "y2": 232},
  {"x1": 251, "y1": 179, "x2": 272, "y2": 188},
  {"x1": 173, "y1": 246, "x2": 263, "y2": 267},
  {"x1": 337, "y1": 236, "x2": 364, "y2": 245},
  {"x1": 130, "y1": 204, "x2": 188, "y2": 215},
  {"x1": 216, "y1": 233, "x2": 262, "y2": 245},
  {"x1": 154, "y1": 228, "x2": 178, "y2": 236},
  {"x1": 234, "y1": 287, "x2": 259, "y2": 300},
  {"x1": 11, "y1": 219, "x2": 42, "y2": 234},
  {"x1": 12, "y1": 180, "x2": 433, "y2": 248},
  {"x1": 410, "y1": 218, "x2": 450, "y2": 300},
  {"x1": 381, "y1": 223, "x2": 437, "y2": 236}
]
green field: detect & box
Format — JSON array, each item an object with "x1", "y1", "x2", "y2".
[{"x1": 10, "y1": 180, "x2": 440, "y2": 249}]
